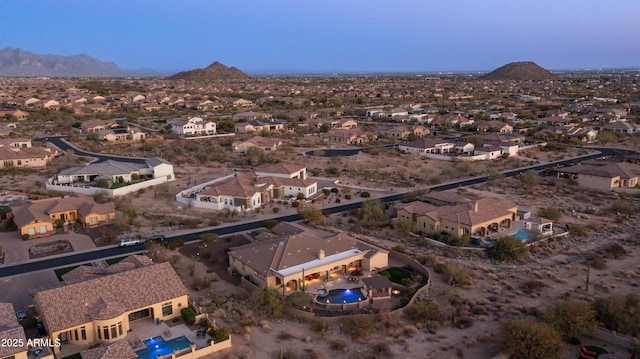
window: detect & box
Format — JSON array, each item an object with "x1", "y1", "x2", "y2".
[
  {"x1": 74, "y1": 329, "x2": 78, "y2": 341},
  {"x1": 28, "y1": 227, "x2": 36, "y2": 235},
  {"x1": 81, "y1": 327, "x2": 86, "y2": 340},
  {"x1": 162, "y1": 302, "x2": 173, "y2": 316},
  {"x1": 118, "y1": 322, "x2": 123, "y2": 336},
  {"x1": 97, "y1": 326, "x2": 101, "y2": 340},
  {"x1": 103, "y1": 326, "x2": 109, "y2": 340},
  {"x1": 89, "y1": 217, "x2": 98, "y2": 225},
  {"x1": 110, "y1": 324, "x2": 117, "y2": 339},
  {"x1": 39, "y1": 225, "x2": 47, "y2": 233}
]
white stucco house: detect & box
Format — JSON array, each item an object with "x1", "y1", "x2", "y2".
[{"x1": 170, "y1": 117, "x2": 216, "y2": 136}]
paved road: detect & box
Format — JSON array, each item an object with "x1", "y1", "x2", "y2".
[
  {"x1": 0, "y1": 146, "x2": 630, "y2": 278},
  {"x1": 39, "y1": 135, "x2": 148, "y2": 164}
]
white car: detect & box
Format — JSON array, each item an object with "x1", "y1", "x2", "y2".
[{"x1": 118, "y1": 238, "x2": 142, "y2": 247}]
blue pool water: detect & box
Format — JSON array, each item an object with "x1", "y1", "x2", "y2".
[
  {"x1": 137, "y1": 335, "x2": 191, "y2": 359},
  {"x1": 514, "y1": 229, "x2": 529, "y2": 241},
  {"x1": 317, "y1": 288, "x2": 367, "y2": 304}
]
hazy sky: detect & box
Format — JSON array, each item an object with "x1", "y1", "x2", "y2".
[{"x1": 2, "y1": 0, "x2": 639, "y2": 73}]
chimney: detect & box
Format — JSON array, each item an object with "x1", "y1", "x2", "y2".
[
  {"x1": 473, "y1": 201, "x2": 479, "y2": 212},
  {"x1": 318, "y1": 249, "x2": 325, "y2": 260}
]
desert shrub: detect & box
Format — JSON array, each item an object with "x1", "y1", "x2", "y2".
[
  {"x1": 329, "y1": 339, "x2": 347, "y2": 351},
  {"x1": 455, "y1": 317, "x2": 474, "y2": 329},
  {"x1": 587, "y1": 253, "x2": 607, "y2": 270},
  {"x1": 168, "y1": 239, "x2": 185, "y2": 250},
  {"x1": 341, "y1": 314, "x2": 374, "y2": 339},
  {"x1": 392, "y1": 244, "x2": 406, "y2": 253},
  {"x1": 344, "y1": 194, "x2": 352, "y2": 200},
  {"x1": 566, "y1": 222, "x2": 588, "y2": 236},
  {"x1": 310, "y1": 319, "x2": 328, "y2": 333},
  {"x1": 193, "y1": 277, "x2": 210, "y2": 291},
  {"x1": 593, "y1": 294, "x2": 640, "y2": 336},
  {"x1": 285, "y1": 292, "x2": 312, "y2": 310},
  {"x1": 443, "y1": 261, "x2": 472, "y2": 286},
  {"x1": 278, "y1": 331, "x2": 293, "y2": 340},
  {"x1": 262, "y1": 219, "x2": 279, "y2": 229},
  {"x1": 181, "y1": 307, "x2": 196, "y2": 325},
  {"x1": 251, "y1": 285, "x2": 284, "y2": 318},
  {"x1": 501, "y1": 320, "x2": 564, "y2": 359},
  {"x1": 404, "y1": 300, "x2": 443, "y2": 323},
  {"x1": 521, "y1": 280, "x2": 547, "y2": 294},
  {"x1": 605, "y1": 243, "x2": 628, "y2": 259},
  {"x1": 371, "y1": 341, "x2": 391, "y2": 356},
  {"x1": 272, "y1": 207, "x2": 280, "y2": 213},
  {"x1": 537, "y1": 207, "x2": 562, "y2": 222},
  {"x1": 611, "y1": 199, "x2": 634, "y2": 214},
  {"x1": 543, "y1": 300, "x2": 596, "y2": 340},
  {"x1": 486, "y1": 236, "x2": 530, "y2": 262},
  {"x1": 360, "y1": 191, "x2": 371, "y2": 198},
  {"x1": 208, "y1": 327, "x2": 230, "y2": 342}
]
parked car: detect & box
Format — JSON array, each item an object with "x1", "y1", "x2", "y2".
[
  {"x1": 15, "y1": 310, "x2": 27, "y2": 321},
  {"x1": 36, "y1": 322, "x2": 47, "y2": 337},
  {"x1": 145, "y1": 234, "x2": 166, "y2": 243},
  {"x1": 118, "y1": 238, "x2": 142, "y2": 247}
]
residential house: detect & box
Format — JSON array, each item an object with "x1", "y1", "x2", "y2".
[
  {"x1": 10, "y1": 193, "x2": 116, "y2": 239},
  {"x1": 33, "y1": 260, "x2": 188, "y2": 355},
  {"x1": 0, "y1": 302, "x2": 29, "y2": 359},
  {"x1": 81, "y1": 119, "x2": 119, "y2": 133},
  {"x1": 0, "y1": 122, "x2": 16, "y2": 136},
  {"x1": 232, "y1": 112, "x2": 273, "y2": 122},
  {"x1": 234, "y1": 119, "x2": 284, "y2": 134},
  {"x1": 170, "y1": 117, "x2": 216, "y2": 136},
  {"x1": 557, "y1": 162, "x2": 640, "y2": 192},
  {"x1": 537, "y1": 116, "x2": 573, "y2": 127},
  {"x1": 232, "y1": 136, "x2": 283, "y2": 153},
  {"x1": 97, "y1": 127, "x2": 147, "y2": 142},
  {"x1": 179, "y1": 165, "x2": 316, "y2": 211},
  {"x1": 398, "y1": 138, "x2": 474, "y2": 156},
  {"x1": 0, "y1": 139, "x2": 58, "y2": 168},
  {"x1": 325, "y1": 128, "x2": 376, "y2": 145},
  {"x1": 475, "y1": 120, "x2": 513, "y2": 133},
  {"x1": 601, "y1": 121, "x2": 640, "y2": 135},
  {"x1": 377, "y1": 125, "x2": 412, "y2": 140},
  {"x1": 228, "y1": 222, "x2": 388, "y2": 295},
  {"x1": 308, "y1": 118, "x2": 357, "y2": 130},
  {"x1": 412, "y1": 125, "x2": 430, "y2": 137},
  {"x1": 474, "y1": 145, "x2": 505, "y2": 159},
  {"x1": 472, "y1": 132, "x2": 525, "y2": 144},
  {"x1": 407, "y1": 197, "x2": 518, "y2": 238},
  {"x1": 0, "y1": 108, "x2": 29, "y2": 121},
  {"x1": 46, "y1": 158, "x2": 175, "y2": 197}
]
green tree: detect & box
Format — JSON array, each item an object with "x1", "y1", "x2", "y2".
[
  {"x1": 442, "y1": 261, "x2": 472, "y2": 286},
  {"x1": 403, "y1": 300, "x2": 444, "y2": 324},
  {"x1": 593, "y1": 294, "x2": 640, "y2": 337},
  {"x1": 251, "y1": 285, "x2": 284, "y2": 318},
  {"x1": 537, "y1": 207, "x2": 562, "y2": 222},
  {"x1": 358, "y1": 200, "x2": 387, "y2": 225},
  {"x1": 285, "y1": 292, "x2": 312, "y2": 310},
  {"x1": 597, "y1": 130, "x2": 617, "y2": 144},
  {"x1": 501, "y1": 320, "x2": 564, "y2": 359},
  {"x1": 543, "y1": 300, "x2": 597, "y2": 340},
  {"x1": 519, "y1": 170, "x2": 539, "y2": 188},
  {"x1": 395, "y1": 218, "x2": 416, "y2": 235},
  {"x1": 486, "y1": 236, "x2": 530, "y2": 262},
  {"x1": 297, "y1": 205, "x2": 324, "y2": 226}
]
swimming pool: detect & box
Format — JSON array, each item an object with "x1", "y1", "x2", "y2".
[
  {"x1": 317, "y1": 288, "x2": 367, "y2": 304},
  {"x1": 136, "y1": 335, "x2": 191, "y2": 359},
  {"x1": 514, "y1": 229, "x2": 529, "y2": 241}
]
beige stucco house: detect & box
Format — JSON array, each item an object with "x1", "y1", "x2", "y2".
[
  {"x1": 34, "y1": 259, "x2": 188, "y2": 355},
  {"x1": 558, "y1": 162, "x2": 640, "y2": 191},
  {"x1": 10, "y1": 193, "x2": 116, "y2": 239},
  {"x1": 228, "y1": 222, "x2": 389, "y2": 295}
]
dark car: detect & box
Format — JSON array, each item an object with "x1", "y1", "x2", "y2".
[
  {"x1": 36, "y1": 322, "x2": 47, "y2": 337},
  {"x1": 146, "y1": 234, "x2": 166, "y2": 243}
]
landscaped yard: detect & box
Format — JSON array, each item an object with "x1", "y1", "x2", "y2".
[{"x1": 378, "y1": 267, "x2": 414, "y2": 285}]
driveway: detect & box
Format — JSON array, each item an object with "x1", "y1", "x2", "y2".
[{"x1": 1, "y1": 230, "x2": 96, "y2": 264}]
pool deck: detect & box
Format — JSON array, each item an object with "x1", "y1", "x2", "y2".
[{"x1": 54, "y1": 318, "x2": 210, "y2": 358}]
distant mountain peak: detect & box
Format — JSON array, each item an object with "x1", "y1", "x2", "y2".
[
  {"x1": 481, "y1": 61, "x2": 558, "y2": 81},
  {"x1": 0, "y1": 47, "x2": 127, "y2": 77},
  {"x1": 167, "y1": 61, "x2": 249, "y2": 81}
]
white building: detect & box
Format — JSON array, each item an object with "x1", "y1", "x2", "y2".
[{"x1": 170, "y1": 117, "x2": 216, "y2": 136}]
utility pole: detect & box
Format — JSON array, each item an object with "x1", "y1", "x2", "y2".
[{"x1": 585, "y1": 263, "x2": 590, "y2": 292}]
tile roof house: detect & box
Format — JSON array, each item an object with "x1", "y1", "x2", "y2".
[
  {"x1": 178, "y1": 164, "x2": 316, "y2": 212},
  {"x1": 398, "y1": 138, "x2": 474, "y2": 156},
  {"x1": 80, "y1": 340, "x2": 137, "y2": 359},
  {"x1": 81, "y1": 119, "x2": 119, "y2": 133},
  {"x1": 0, "y1": 138, "x2": 59, "y2": 168},
  {"x1": 33, "y1": 261, "x2": 188, "y2": 355},
  {"x1": 232, "y1": 136, "x2": 283, "y2": 153},
  {"x1": 0, "y1": 302, "x2": 29, "y2": 359},
  {"x1": 557, "y1": 162, "x2": 640, "y2": 191},
  {"x1": 10, "y1": 193, "x2": 116, "y2": 239},
  {"x1": 46, "y1": 158, "x2": 175, "y2": 197},
  {"x1": 228, "y1": 224, "x2": 388, "y2": 295},
  {"x1": 234, "y1": 119, "x2": 284, "y2": 134},
  {"x1": 396, "y1": 197, "x2": 518, "y2": 238},
  {"x1": 325, "y1": 128, "x2": 376, "y2": 145}
]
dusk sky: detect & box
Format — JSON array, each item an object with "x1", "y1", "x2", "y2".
[{"x1": 2, "y1": 0, "x2": 639, "y2": 73}]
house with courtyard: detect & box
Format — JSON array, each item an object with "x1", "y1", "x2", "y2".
[
  {"x1": 396, "y1": 196, "x2": 518, "y2": 238},
  {"x1": 398, "y1": 138, "x2": 474, "y2": 157},
  {"x1": 170, "y1": 117, "x2": 216, "y2": 136},
  {"x1": 178, "y1": 164, "x2": 316, "y2": 212},
  {"x1": 234, "y1": 119, "x2": 284, "y2": 134},
  {"x1": 325, "y1": 128, "x2": 376, "y2": 145},
  {"x1": 96, "y1": 127, "x2": 147, "y2": 142},
  {"x1": 0, "y1": 302, "x2": 29, "y2": 359},
  {"x1": 228, "y1": 222, "x2": 389, "y2": 295},
  {"x1": 9, "y1": 193, "x2": 116, "y2": 239},
  {"x1": 46, "y1": 158, "x2": 175, "y2": 197},
  {"x1": 33, "y1": 259, "x2": 189, "y2": 355},
  {"x1": 81, "y1": 119, "x2": 119, "y2": 133},
  {"x1": 556, "y1": 161, "x2": 640, "y2": 192},
  {"x1": 0, "y1": 138, "x2": 59, "y2": 168}
]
